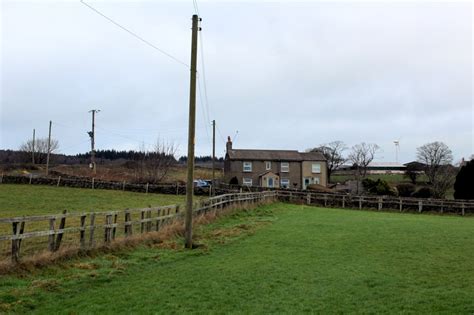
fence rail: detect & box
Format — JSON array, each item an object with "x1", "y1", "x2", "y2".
[
  {"x1": 0, "y1": 175, "x2": 237, "y2": 196},
  {"x1": 277, "y1": 191, "x2": 474, "y2": 216},
  {"x1": 0, "y1": 191, "x2": 276, "y2": 262}
]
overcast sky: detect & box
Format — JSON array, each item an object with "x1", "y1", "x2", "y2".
[{"x1": 1, "y1": 0, "x2": 473, "y2": 163}]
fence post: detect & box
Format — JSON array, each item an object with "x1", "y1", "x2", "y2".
[
  {"x1": 11, "y1": 222, "x2": 19, "y2": 262},
  {"x1": 80, "y1": 214, "x2": 86, "y2": 249},
  {"x1": 29, "y1": 174, "x2": 33, "y2": 185},
  {"x1": 140, "y1": 211, "x2": 145, "y2": 233},
  {"x1": 124, "y1": 210, "x2": 131, "y2": 236},
  {"x1": 418, "y1": 200, "x2": 423, "y2": 213},
  {"x1": 461, "y1": 203, "x2": 465, "y2": 216},
  {"x1": 0, "y1": 173, "x2": 3, "y2": 184},
  {"x1": 440, "y1": 201, "x2": 444, "y2": 214},
  {"x1": 92, "y1": 178, "x2": 95, "y2": 190},
  {"x1": 48, "y1": 218, "x2": 56, "y2": 251},
  {"x1": 324, "y1": 194, "x2": 327, "y2": 207},
  {"x1": 89, "y1": 213, "x2": 96, "y2": 247},
  {"x1": 378, "y1": 198, "x2": 382, "y2": 211},
  {"x1": 54, "y1": 210, "x2": 67, "y2": 251},
  {"x1": 399, "y1": 198, "x2": 403, "y2": 212},
  {"x1": 359, "y1": 197, "x2": 362, "y2": 210},
  {"x1": 57, "y1": 176, "x2": 61, "y2": 187},
  {"x1": 306, "y1": 194, "x2": 311, "y2": 205},
  {"x1": 342, "y1": 195, "x2": 345, "y2": 208},
  {"x1": 112, "y1": 213, "x2": 118, "y2": 240},
  {"x1": 146, "y1": 183, "x2": 149, "y2": 194},
  {"x1": 122, "y1": 181, "x2": 126, "y2": 191},
  {"x1": 104, "y1": 214, "x2": 112, "y2": 243}
]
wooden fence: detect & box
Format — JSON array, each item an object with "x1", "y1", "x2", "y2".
[
  {"x1": 277, "y1": 191, "x2": 474, "y2": 216},
  {"x1": 0, "y1": 191, "x2": 276, "y2": 262},
  {"x1": 0, "y1": 175, "x2": 235, "y2": 196}
]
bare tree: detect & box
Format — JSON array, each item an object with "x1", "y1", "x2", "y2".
[
  {"x1": 134, "y1": 140, "x2": 177, "y2": 183},
  {"x1": 416, "y1": 141, "x2": 453, "y2": 184},
  {"x1": 431, "y1": 165, "x2": 457, "y2": 198},
  {"x1": 20, "y1": 138, "x2": 59, "y2": 164},
  {"x1": 308, "y1": 141, "x2": 347, "y2": 183},
  {"x1": 348, "y1": 143, "x2": 380, "y2": 178}
]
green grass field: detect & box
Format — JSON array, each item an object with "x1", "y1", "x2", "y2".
[
  {"x1": 0, "y1": 184, "x2": 186, "y2": 218},
  {"x1": 1, "y1": 202, "x2": 473, "y2": 314}
]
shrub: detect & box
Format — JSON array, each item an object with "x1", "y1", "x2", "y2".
[
  {"x1": 362, "y1": 178, "x2": 395, "y2": 196},
  {"x1": 411, "y1": 187, "x2": 433, "y2": 198},
  {"x1": 454, "y1": 160, "x2": 474, "y2": 199},
  {"x1": 396, "y1": 183, "x2": 416, "y2": 197}
]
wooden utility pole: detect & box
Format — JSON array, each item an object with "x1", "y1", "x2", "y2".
[
  {"x1": 46, "y1": 121, "x2": 52, "y2": 176},
  {"x1": 32, "y1": 129, "x2": 35, "y2": 165},
  {"x1": 184, "y1": 14, "x2": 200, "y2": 249},
  {"x1": 212, "y1": 119, "x2": 216, "y2": 196},
  {"x1": 88, "y1": 109, "x2": 100, "y2": 175}
]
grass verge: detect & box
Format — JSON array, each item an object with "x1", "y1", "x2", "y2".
[{"x1": 0, "y1": 203, "x2": 473, "y2": 313}]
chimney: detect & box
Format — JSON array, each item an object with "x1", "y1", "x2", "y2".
[{"x1": 226, "y1": 136, "x2": 232, "y2": 152}]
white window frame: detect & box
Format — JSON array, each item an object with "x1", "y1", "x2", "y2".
[
  {"x1": 312, "y1": 163, "x2": 321, "y2": 174},
  {"x1": 313, "y1": 177, "x2": 320, "y2": 184},
  {"x1": 265, "y1": 161, "x2": 272, "y2": 171},
  {"x1": 281, "y1": 178, "x2": 290, "y2": 188},
  {"x1": 281, "y1": 162, "x2": 289, "y2": 173},
  {"x1": 243, "y1": 178, "x2": 253, "y2": 186},
  {"x1": 243, "y1": 161, "x2": 252, "y2": 172}
]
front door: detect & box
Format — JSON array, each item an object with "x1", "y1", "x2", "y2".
[
  {"x1": 303, "y1": 177, "x2": 312, "y2": 190},
  {"x1": 268, "y1": 177, "x2": 274, "y2": 188}
]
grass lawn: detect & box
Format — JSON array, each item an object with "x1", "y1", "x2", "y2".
[
  {"x1": 1, "y1": 203, "x2": 473, "y2": 313},
  {"x1": 0, "y1": 184, "x2": 187, "y2": 218}
]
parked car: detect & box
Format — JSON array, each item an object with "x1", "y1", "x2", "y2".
[{"x1": 193, "y1": 179, "x2": 210, "y2": 188}]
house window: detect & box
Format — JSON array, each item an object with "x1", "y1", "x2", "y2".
[
  {"x1": 243, "y1": 178, "x2": 252, "y2": 186},
  {"x1": 265, "y1": 161, "x2": 271, "y2": 170},
  {"x1": 243, "y1": 162, "x2": 252, "y2": 172},
  {"x1": 281, "y1": 178, "x2": 290, "y2": 188},
  {"x1": 313, "y1": 177, "x2": 320, "y2": 184},
  {"x1": 312, "y1": 163, "x2": 321, "y2": 173},
  {"x1": 281, "y1": 162, "x2": 289, "y2": 173}
]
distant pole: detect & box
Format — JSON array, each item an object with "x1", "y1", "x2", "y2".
[
  {"x1": 185, "y1": 14, "x2": 200, "y2": 249},
  {"x1": 88, "y1": 109, "x2": 100, "y2": 175},
  {"x1": 212, "y1": 119, "x2": 216, "y2": 196},
  {"x1": 32, "y1": 129, "x2": 35, "y2": 165},
  {"x1": 46, "y1": 121, "x2": 52, "y2": 175}
]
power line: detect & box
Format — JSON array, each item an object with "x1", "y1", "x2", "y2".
[
  {"x1": 80, "y1": 0, "x2": 189, "y2": 68},
  {"x1": 198, "y1": 31, "x2": 211, "y2": 127},
  {"x1": 197, "y1": 74, "x2": 212, "y2": 146},
  {"x1": 192, "y1": 0, "x2": 200, "y2": 16}
]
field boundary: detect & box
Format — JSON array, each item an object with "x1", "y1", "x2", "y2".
[
  {"x1": 277, "y1": 190, "x2": 474, "y2": 216},
  {"x1": 0, "y1": 191, "x2": 276, "y2": 262},
  {"x1": 0, "y1": 174, "x2": 237, "y2": 196}
]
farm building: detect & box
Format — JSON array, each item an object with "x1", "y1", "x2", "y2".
[{"x1": 224, "y1": 137, "x2": 327, "y2": 189}]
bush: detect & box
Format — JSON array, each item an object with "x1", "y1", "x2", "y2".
[
  {"x1": 362, "y1": 178, "x2": 395, "y2": 196},
  {"x1": 396, "y1": 183, "x2": 416, "y2": 197},
  {"x1": 454, "y1": 160, "x2": 474, "y2": 199},
  {"x1": 411, "y1": 187, "x2": 433, "y2": 198}
]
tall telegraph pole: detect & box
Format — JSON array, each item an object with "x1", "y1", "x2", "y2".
[
  {"x1": 185, "y1": 14, "x2": 200, "y2": 249},
  {"x1": 32, "y1": 129, "x2": 36, "y2": 165},
  {"x1": 88, "y1": 109, "x2": 100, "y2": 175},
  {"x1": 212, "y1": 119, "x2": 216, "y2": 196},
  {"x1": 46, "y1": 121, "x2": 52, "y2": 175}
]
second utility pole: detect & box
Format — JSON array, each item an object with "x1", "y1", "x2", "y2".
[
  {"x1": 88, "y1": 109, "x2": 100, "y2": 175},
  {"x1": 185, "y1": 14, "x2": 200, "y2": 249},
  {"x1": 46, "y1": 121, "x2": 52, "y2": 176},
  {"x1": 212, "y1": 119, "x2": 215, "y2": 196}
]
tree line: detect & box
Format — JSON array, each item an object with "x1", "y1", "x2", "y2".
[{"x1": 308, "y1": 141, "x2": 473, "y2": 199}]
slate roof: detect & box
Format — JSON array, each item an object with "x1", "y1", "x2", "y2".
[{"x1": 227, "y1": 149, "x2": 326, "y2": 161}]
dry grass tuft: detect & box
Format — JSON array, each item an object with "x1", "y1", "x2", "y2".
[{"x1": 29, "y1": 279, "x2": 61, "y2": 292}]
